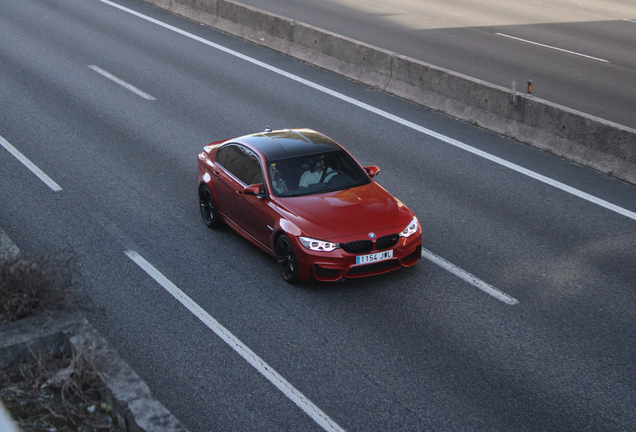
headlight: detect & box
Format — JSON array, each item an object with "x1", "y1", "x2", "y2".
[
  {"x1": 299, "y1": 237, "x2": 340, "y2": 252},
  {"x1": 399, "y1": 217, "x2": 419, "y2": 238}
]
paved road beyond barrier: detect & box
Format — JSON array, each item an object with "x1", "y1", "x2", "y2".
[{"x1": 147, "y1": 0, "x2": 636, "y2": 185}]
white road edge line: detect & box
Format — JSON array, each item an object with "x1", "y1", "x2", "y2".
[
  {"x1": 422, "y1": 248, "x2": 519, "y2": 306},
  {"x1": 88, "y1": 65, "x2": 156, "y2": 100},
  {"x1": 624, "y1": 19, "x2": 636, "y2": 23},
  {"x1": 124, "y1": 250, "x2": 347, "y2": 432},
  {"x1": 99, "y1": 0, "x2": 636, "y2": 223},
  {"x1": 0, "y1": 134, "x2": 62, "y2": 191},
  {"x1": 496, "y1": 33, "x2": 609, "y2": 63}
]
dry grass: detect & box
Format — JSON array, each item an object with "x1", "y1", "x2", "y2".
[
  {"x1": 0, "y1": 340, "x2": 123, "y2": 431},
  {"x1": 0, "y1": 254, "x2": 71, "y2": 324}
]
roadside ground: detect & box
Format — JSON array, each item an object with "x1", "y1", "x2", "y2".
[{"x1": 0, "y1": 228, "x2": 187, "y2": 432}]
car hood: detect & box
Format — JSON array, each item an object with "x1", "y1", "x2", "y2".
[{"x1": 275, "y1": 183, "x2": 414, "y2": 240}]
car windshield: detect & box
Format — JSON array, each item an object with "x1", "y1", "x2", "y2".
[{"x1": 267, "y1": 150, "x2": 371, "y2": 197}]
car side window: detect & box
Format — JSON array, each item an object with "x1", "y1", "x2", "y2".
[
  {"x1": 216, "y1": 146, "x2": 230, "y2": 167},
  {"x1": 242, "y1": 152, "x2": 264, "y2": 185},
  {"x1": 223, "y1": 145, "x2": 246, "y2": 179}
]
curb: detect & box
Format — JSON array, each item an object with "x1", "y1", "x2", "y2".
[
  {"x1": 0, "y1": 229, "x2": 188, "y2": 432},
  {"x1": 144, "y1": 0, "x2": 636, "y2": 185}
]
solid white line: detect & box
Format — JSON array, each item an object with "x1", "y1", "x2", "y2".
[
  {"x1": 88, "y1": 65, "x2": 156, "y2": 100},
  {"x1": 0, "y1": 134, "x2": 62, "y2": 191},
  {"x1": 99, "y1": 0, "x2": 636, "y2": 223},
  {"x1": 496, "y1": 33, "x2": 609, "y2": 63},
  {"x1": 124, "y1": 250, "x2": 346, "y2": 432},
  {"x1": 624, "y1": 19, "x2": 636, "y2": 23},
  {"x1": 421, "y1": 248, "x2": 519, "y2": 305}
]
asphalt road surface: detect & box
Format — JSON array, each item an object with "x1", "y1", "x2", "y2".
[
  {"x1": 238, "y1": 0, "x2": 636, "y2": 129},
  {"x1": 2, "y1": 0, "x2": 636, "y2": 430}
]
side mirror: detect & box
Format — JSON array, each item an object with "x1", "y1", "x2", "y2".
[
  {"x1": 244, "y1": 183, "x2": 267, "y2": 198},
  {"x1": 364, "y1": 166, "x2": 381, "y2": 178}
]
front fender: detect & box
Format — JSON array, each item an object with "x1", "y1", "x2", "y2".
[
  {"x1": 279, "y1": 219, "x2": 302, "y2": 237},
  {"x1": 274, "y1": 220, "x2": 311, "y2": 281}
]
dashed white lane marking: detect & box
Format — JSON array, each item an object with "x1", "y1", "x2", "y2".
[
  {"x1": 100, "y1": 0, "x2": 636, "y2": 223},
  {"x1": 125, "y1": 250, "x2": 347, "y2": 432},
  {"x1": 496, "y1": 33, "x2": 609, "y2": 63},
  {"x1": 88, "y1": 65, "x2": 156, "y2": 100},
  {"x1": 0, "y1": 134, "x2": 62, "y2": 191},
  {"x1": 422, "y1": 248, "x2": 519, "y2": 306}
]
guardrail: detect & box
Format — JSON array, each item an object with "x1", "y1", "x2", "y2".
[{"x1": 147, "y1": 0, "x2": 636, "y2": 185}]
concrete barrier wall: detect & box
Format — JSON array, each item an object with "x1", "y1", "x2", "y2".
[{"x1": 146, "y1": 0, "x2": 636, "y2": 184}]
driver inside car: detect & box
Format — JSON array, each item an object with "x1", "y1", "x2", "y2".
[{"x1": 299, "y1": 155, "x2": 337, "y2": 188}]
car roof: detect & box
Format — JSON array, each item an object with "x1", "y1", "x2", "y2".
[{"x1": 231, "y1": 129, "x2": 342, "y2": 161}]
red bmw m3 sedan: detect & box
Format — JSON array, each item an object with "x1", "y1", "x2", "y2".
[{"x1": 196, "y1": 128, "x2": 422, "y2": 282}]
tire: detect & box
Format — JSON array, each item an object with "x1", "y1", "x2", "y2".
[
  {"x1": 199, "y1": 185, "x2": 221, "y2": 229},
  {"x1": 275, "y1": 234, "x2": 299, "y2": 283}
]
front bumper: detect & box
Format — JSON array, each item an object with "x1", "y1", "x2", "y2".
[{"x1": 293, "y1": 231, "x2": 423, "y2": 282}]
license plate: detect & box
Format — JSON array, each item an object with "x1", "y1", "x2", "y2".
[{"x1": 356, "y1": 250, "x2": 393, "y2": 265}]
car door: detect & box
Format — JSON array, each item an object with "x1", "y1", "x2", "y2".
[
  {"x1": 214, "y1": 144, "x2": 246, "y2": 226},
  {"x1": 235, "y1": 150, "x2": 277, "y2": 252}
]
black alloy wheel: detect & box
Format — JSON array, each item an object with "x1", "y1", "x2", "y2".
[
  {"x1": 276, "y1": 234, "x2": 299, "y2": 283},
  {"x1": 199, "y1": 185, "x2": 221, "y2": 228}
]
